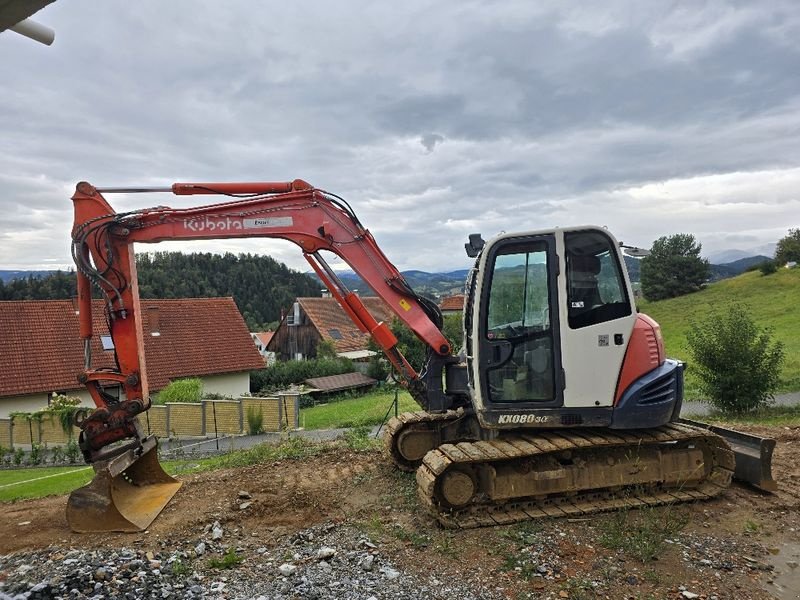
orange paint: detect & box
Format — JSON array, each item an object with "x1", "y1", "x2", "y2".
[{"x1": 614, "y1": 313, "x2": 664, "y2": 404}]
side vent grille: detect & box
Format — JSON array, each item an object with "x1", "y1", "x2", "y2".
[
  {"x1": 561, "y1": 414, "x2": 583, "y2": 426},
  {"x1": 644, "y1": 329, "x2": 659, "y2": 365},
  {"x1": 638, "y1": 369, "x2": 678, "y2": 405}
]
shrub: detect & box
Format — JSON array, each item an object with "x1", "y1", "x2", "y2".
[
  {"x1": 686, "y1": 303, "x2": 785, "y2": 415},
  {"x1": 13, "y1": 447, "x2": 24, "y2": 466},
  {"x1": 29, "y1": 442, "x2": 43, "y2": 465},
  {"x1": 154, "y1": 378, "x2": 203, "y2": 405},
  {"x1": 759, "y1": 260, "x2": 778, "y2": 276},
  {"x1": 246, "y1": 405, "x2": 264, "y2": 435},
  {"x1": 250, "y1": 357, "x2": 354, "y2": 393},
  {"x1": 51, "y1": 445, "x2": 65, "y2": 464},
  {"x1": 65, "y1": 439, "x2": 81, "y2": 463},
  {"x1": 48, "y1": 393, "x2": 81, "y2": 411}
]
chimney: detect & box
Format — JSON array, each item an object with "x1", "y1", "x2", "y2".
[{"x1": 147, "y1": 306, "x2": 161, "y2": 337}]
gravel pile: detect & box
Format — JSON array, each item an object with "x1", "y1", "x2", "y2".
[{"x1": 0, "y1": 522, "x2": 506, "y2": 600}]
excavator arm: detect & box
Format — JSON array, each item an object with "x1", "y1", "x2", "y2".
[
  {"x1": 68, "y1": 178, "x2": 464, "y2": 532},
  {"x1": 72, "y1": 179, "x2": 457, "y2": 460}
]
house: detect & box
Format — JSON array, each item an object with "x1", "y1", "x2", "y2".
[
  {"x1": 251, "y1": 331, "x2": 276, "y2": 365},
  {"x1": 439, "y1": 294, "x2": 465, "y2": 316},
  {"x1": 267, "y1": 296, "x2": 393, "y2": 362},
  {"x1": 0, "y1": 298, "x2": 264, "y2": 417}
]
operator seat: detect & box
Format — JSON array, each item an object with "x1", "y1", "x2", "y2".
[{"x1": 568, "y1": 254, "x2": 602, "y2": 326}]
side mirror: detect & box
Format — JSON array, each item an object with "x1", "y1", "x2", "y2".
[
  {"x1": 465, "y1": 233, "x2": 486, "y2": 258},
  {"x1": 620, "y1": 244, "x2": 650, "y2": 258}
]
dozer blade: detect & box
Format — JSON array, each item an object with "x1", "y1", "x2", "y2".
[
  {"x1": 67, "y1": 436, "x2": 181, "y2": 533},
  {"x1": 680, "y1": 418, "x2": 778, "y2": 492}
]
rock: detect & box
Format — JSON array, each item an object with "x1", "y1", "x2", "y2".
[
  {"x1": 278, "y1": 563, "x2": 297, "y2": 576},
  {"x1": 238, "y1": 490, "x2": 252, "y2": 499},
  {"x1": 681, "y1": 592, "x2": 700, "y2": 599},
  {"x1": 317, "y1": 547, "x2": 336, "y2": 560},
  {"x1": 211, "y1": 524, "x2": 223, "y2": 540},
  {"x1": 380, "y1": 565, "x2": 400, "y2": 580},
  {"x1": 194, "y1": 542, "x2": 206, "y2": 556},
  {"x1": 239, "y1": 501, "x2": 252, "y2": 510},
  {"x1": 360, "y1": 555, "x2": 375, "y2": 571}
]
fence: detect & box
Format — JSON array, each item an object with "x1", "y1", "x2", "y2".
[{"x1": 0, "y1": 394, "x2": 299, "y2": 449}]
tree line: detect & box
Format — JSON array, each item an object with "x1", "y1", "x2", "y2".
[{"x1": 0, "y1": 251, "x2": 320, "y2": 331}]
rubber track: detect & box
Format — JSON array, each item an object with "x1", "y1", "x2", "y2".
[
  {"x1": 416, "y1": 423, "x2": 735, "y2": 528},
  {"x1": 384, "y1": 409, "x2": 465, "y2": 472}
]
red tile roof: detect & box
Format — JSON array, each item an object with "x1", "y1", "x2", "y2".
[
  {"x1": 253, "y1": 331, "x2": 274, "y2": 347},
  {"x1": 291, "y1": 297, "x2": 394, "y2": 354},
  {"x1": 440, "y1": 295, "x2": 465, "y2": 312},
  {"x1": 0, "y1": 298, "x2": 264, "y2": 398}
]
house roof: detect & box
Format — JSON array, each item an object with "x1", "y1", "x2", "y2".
[
  {"x1": 304, "y1": 372, "x2": 377, "y2": 394},
  {"x1": 440, "y1": 294, "x2": 465, "y2": 312},
  {"x1": 0, "y1": 298, "x2": 264, "y2": 398},
  {"x1": 274, "y1": 296, "x2": 394, "y2": 355},
  {"x1": 252, "y1": 331, "x2": 274, "y2": 347}
]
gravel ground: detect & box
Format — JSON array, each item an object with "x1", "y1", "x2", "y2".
[{"x1": 0, "y1": 521, "x2": 506, "y2": 600}]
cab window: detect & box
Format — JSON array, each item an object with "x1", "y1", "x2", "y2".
[{"x1": 565, "y1": 231, "x2": 631, "y2": 329}]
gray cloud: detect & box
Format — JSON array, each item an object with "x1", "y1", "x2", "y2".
[{"x1": 0, "y1": 0, "x2": 798, "y2": 273}]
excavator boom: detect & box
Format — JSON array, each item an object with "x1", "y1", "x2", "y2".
[{"x1": 69, "y1": 179, "x2": 456, "y2": 532}]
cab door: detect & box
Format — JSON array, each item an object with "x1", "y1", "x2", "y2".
[
  {"x1": 470, "y1": 234, "x2": 564, "y2": 412},
  {"x1": 558, "y1": 229, "x2": 637, "y2": 408}
]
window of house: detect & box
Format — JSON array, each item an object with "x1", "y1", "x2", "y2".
[{"x1": 100, "y1": 335, "x2": 115, "y2": 351}]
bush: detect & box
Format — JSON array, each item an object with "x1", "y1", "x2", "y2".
[
  {"x1": 154, "y1": 378, "x2": 203, "y2": 405},
  {"x1": 29, "y1": 442, "x2": 43, "y2": 465},
  {"x1": 246, "y1": 405, "x2": 264, "y2": 435},
  {"x1": 759, "y1": 260, "x2": 778, "y2": 276},
  {"x1": 686, "y1": 303, "x2": 785, "y2": 415},
  {"x1": 250, "y1": 357, "x2": 354, "y2": 393},
  {"x1": 65, "y1": 439, "x2": 81, "y2": 463}
]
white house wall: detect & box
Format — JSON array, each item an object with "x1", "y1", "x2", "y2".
[
  {"x1": 198, "y1": 372, "x2": 251, "y2": 398},
  {"x1": 0, "y1": 388, "x2": 96, "y2": 418}
]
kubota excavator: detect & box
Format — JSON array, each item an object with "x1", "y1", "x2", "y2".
[{"x1": 68, "y1": 179, "x2": 776, "y2": 532}]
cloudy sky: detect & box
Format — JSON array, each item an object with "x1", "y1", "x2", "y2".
[{"x1": 2, "y1": 1, "x2": 799, "y2": 273}]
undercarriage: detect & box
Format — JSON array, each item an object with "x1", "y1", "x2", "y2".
[{"x1": 386, "y1": 411, "x2": 737, "y2": 528}]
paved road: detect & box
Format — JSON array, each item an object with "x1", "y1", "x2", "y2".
[
  {"x1": 159, "y1": 393, "x2": 800, "y2": 458},
  {"x1": 680, "y1": 392, "x2": 800, "y2": 417}
]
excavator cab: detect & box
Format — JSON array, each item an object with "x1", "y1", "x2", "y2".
[{"x1": 466, "y1": 226, "x2": 665, "y2": 429}]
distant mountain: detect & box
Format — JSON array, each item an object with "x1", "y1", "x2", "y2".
[
  {"x1": 707, "y1": 243, "x2": 776, "y2": 265},
  {"x1": 310, "y1": 269, "x2": 469, "y2": 299},
  {"x1": 0, "y1": 270, "x2": 57, "y2": 283},
  {"x1": 709, "y1": 255, "x2": 772, "y2": 281}
]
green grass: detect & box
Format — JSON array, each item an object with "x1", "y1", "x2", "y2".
[
  {"x1": 639, "y1": 267, "x2": 800, "y2": 398},
  {"x1": 0, "y1": 466, "x2": 94, "y2": 501},
  {"x1": 300, "y1": 388, "x2": 419, "y2": 430},
  {"x1": 598, "y1": 503, "x2": 689, "y2": 562}
]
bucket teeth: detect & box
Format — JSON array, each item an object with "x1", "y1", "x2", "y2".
[{"x1": 67, "y1": 436, "x2": 181, "y2": 533}]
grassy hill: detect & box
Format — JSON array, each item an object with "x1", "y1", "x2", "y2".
[{"x1": 638, "y1": 267, "x2": 800, "y2": 398}]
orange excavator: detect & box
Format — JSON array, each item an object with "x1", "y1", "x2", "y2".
[{"x1": 69, "y1": 179, "x2": 776, "y2": 532}]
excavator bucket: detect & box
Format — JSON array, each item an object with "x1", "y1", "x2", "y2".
[
  {"x1": 66, "y1": 437, "x2": 181, "y2": 533},
  {"x1": 680, "y1": 418, "x2": 778, "y2": 492}
]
